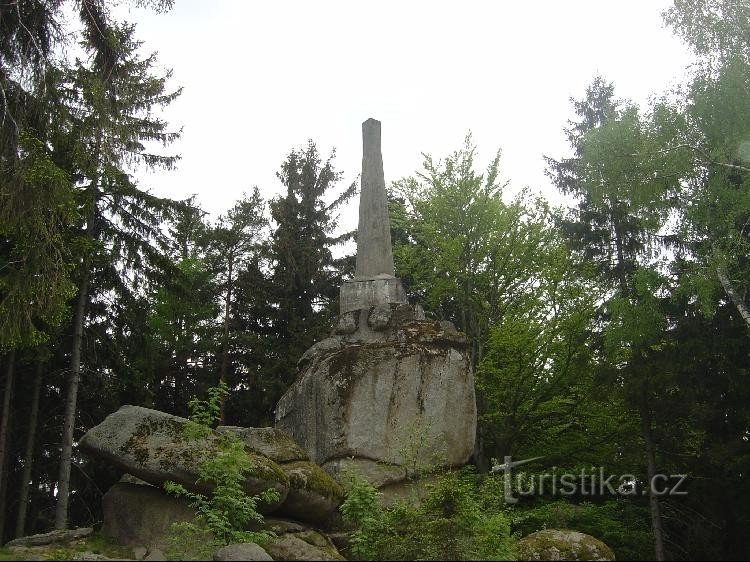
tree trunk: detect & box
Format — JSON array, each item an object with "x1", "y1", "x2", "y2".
[
  {"x1": 0, "y1": 350, "x2": 17, "y2": 543},
  {"x1": 640, "y1": 389, "x2": 666, "y2": 561},
  {"x1": 219, "y1": 253, "x2": 233, "y2": 424},
  {"x1": 55, "y1": 132, "x2": 100, "y2": 530},
  {"x1": 54, "y1": 268, "x2": 90, "y2": 530},
  {"x1": 15, "y1": 359, "x2": 43, "y2": 538},
  {"x1": 718, "y1": 267, "x2": 750, "y2": 329}
]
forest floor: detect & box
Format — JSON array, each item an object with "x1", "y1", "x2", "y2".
[{"x1": 0, "y1": 532, "x2": 136, "y2": 561}]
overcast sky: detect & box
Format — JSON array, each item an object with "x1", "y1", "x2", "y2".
[{"x1": 113, "y1": 0, "x2": 693, "y2": 230}]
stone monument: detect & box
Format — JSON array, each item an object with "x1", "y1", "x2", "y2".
[
  {"x1": 339, "y1": 119, "x2": 407, "y2": 313},
  {"x1": 275, "y1": 119, "x2": 477, "y2": 498}
]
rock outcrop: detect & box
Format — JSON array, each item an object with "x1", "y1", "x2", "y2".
[
  {"x1": 80, "y1": 406, "x2": 343, "y2": 523},
  {"x1": 275, "y1": 303, "x2": 477, "y2": 484},
  {"x1": 101, "y1": 481, "x2": 198, "y2": 549},
  {"x1": 79, "y1": 406, "x2": 289, "y2": 510}
]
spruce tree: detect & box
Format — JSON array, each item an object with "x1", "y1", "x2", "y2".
[
  {"x1": 53, "y1": 19, "x2": 182, "y2": 529},
  {"x1": 232, "y1": 142, "x2": 355, "y2": 425}
]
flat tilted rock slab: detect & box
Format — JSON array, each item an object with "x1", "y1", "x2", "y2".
[{"x1": 79, "y1": 405, "x2": 289, "y2": 510}]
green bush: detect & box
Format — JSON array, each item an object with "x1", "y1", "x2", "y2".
[
  {"x1": 164, "y1": 382, "x2": 279, "y2": 559},
  {"x1": 510, "y1": 498, "x2": 653, "y2": 560},
  {"x1": 340, "y1": 468, "x2": 516, "y2": 561}
]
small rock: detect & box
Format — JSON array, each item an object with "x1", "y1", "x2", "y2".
[
  {"x1": 368, "y1": 304, "x2": 392, "y2": 330},
  {"x1": 5, "y1": 527, "x2": 94, "y2": 548},
  {"x1": 265, "y1": 535, "x2": 344, "y2": 561},
  {"x1": 323, "y1": 457, "x2": 407, "y2": 488},
  {"x1": 132, "y1": 546, "x2": 148, "y2": 559},
  {"x1": 390, "y1": 303, "x2": 415, "y2": 327},
  {"x1": 213, "y1": 543, "x2": 272, "y2": 561},
  {"x1": 101, "y1": 482, "x2": 197, "y2": 548}
]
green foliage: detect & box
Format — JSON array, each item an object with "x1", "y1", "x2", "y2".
[
  {"x1": 340, "y1": 469, "x2": 516, "y2": 561},
  {"x1": 0, "y1": 132, "x2": 79, "y2": 349},
  {"x1": 392, "y1": 134, "x2": 560, "y2": 369},
  {"x1": 164, "y1": 383, "x2": 278, "y2": 556},
  {"x1": 511, "y1": 500, "x2": 653, "y2": 561}
]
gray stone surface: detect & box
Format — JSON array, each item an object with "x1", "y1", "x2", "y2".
[
  {"x1": 279, "y1": 461, "x2": 344, "y2": 523},
  {"x1": 216, "y1": 426, "x2": 308, "y2": 464},
  {"x1": 367, "y1": 303, "x2": 392, "y2": 330},
  {"x1": 265, "y1": 535, "x2": 344, "y2": 561},
  {"x1": 355, "y1": 118, "x2": 394, "y2": 280},
  {"x1": 322, "y1": 457, "x2": 407, "y2": 489},
  {"x1": 262, "y1": 519, "x2": 308, "y2": 534},
  {"x1": 334, "y1": 311, "x2": 359, "y2": 334},
  {"x1": 79, "y1": 406, "x2": 288, "y2": 510},
  {"x1": 5, "y1": 527, "x2": 93, "y2": 548},
  {"x1": 213, "y1": 543, "x2": 272, "y2": 561},
  {"x1": 275, "y1": 316, "x2": 476, "y2": 471},
  {"x1": 101, "y1": 482, "x2": 197, "y2": 548},
  {"x1": 516, "y1": 529, "x2": 615, "y2": 561},
  {"x1": 339, "y1": 277, "x2": 407, "y2": 314},
  {"x1": 276, "y1": 461, "x2": 344, "y2": 523}
]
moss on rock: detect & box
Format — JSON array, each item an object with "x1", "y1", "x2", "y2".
[
  {"x1": 282, "y1": 461, "x2": 344, "y2": 499},
  {"x1": 516, "y1": 529, "x2": 615, "y2": 561}
]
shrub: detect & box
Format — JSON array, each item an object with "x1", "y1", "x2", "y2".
[
  {"x1": 340, "y1": 467, "x2": 516, "y2": 561},
  {"x1": 164, "y1": 382, "x2": 279, "y2": 559}
]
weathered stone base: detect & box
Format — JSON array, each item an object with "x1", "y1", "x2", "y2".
[
  {"x1": 275, "y1": 304, "x2": 476, "y2": 477},
  {"x1": 339, "y1": 277, "x2": 407, "y2": 313}
]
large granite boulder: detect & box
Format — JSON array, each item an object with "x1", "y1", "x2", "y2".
[
  {"x1": 516, "y1": 529, "x2": 615, "y2": 561},
  {"x1": 79, "y1": 406, "x2": 289, "y2": 510},
  {"x1": 275, "y1": 304, "x2": 476, "y2": 481},
  {"x1": 101, "y1": 481, "x2": 199, "y2": 549}
]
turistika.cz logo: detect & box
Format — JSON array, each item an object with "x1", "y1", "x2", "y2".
[{"x1": 492, "y1": 456, "x2": 688, "y2": 504}]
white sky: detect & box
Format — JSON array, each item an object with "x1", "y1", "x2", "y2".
[{"x1": 114, "y1": 0, "x2": 693, "y2": 231}]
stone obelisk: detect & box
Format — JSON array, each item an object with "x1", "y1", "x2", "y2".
[
  {"x1": 340, "y1": 119, "x2": 407, "y2": 313},
  {"x1": 275, "y1": 119, "x2": 477, "y2": 490}
]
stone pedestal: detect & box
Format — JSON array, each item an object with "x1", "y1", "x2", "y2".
[
  {"x1": 339, "y1": 277, "x2": 407, "y2": 314},
  {"x1": 274, "y1": 304, "x2": 477, "y2": 490}
]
